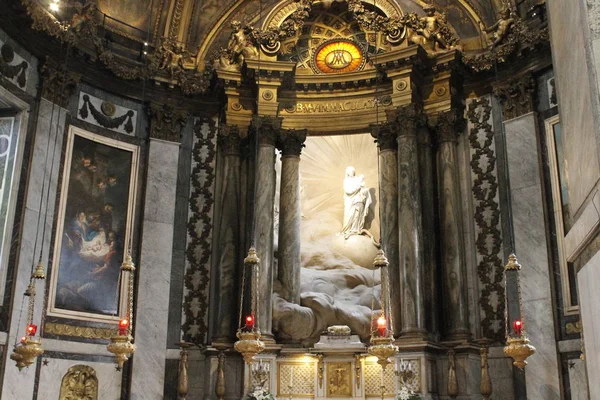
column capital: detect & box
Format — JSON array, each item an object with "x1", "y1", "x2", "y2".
[
  {"x1": 278, "y1": 129, "x2": 307, "y2": 157},
  {"x1": 386, "y1": 104, "x2": 426, "y2": 138},
  {"x1": 370, "y1": 123, "x2": 397, "y2": 151},
  {"x1": 431, "y1": 108, "x2": 464, "y2": 143},
  {"x1": 147, "y1": 103, "x2": 188, "y2": 142},
  {"x1": 252, "y1": 115, "x2": 282, "y2": 146},
  {"x1": 492, "y1": 73, "x2": 536, "y2": 120},
  {"x1": 217, "y1": 124, "x2": 242, "y2": 155}
]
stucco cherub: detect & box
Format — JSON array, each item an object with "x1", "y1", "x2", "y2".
[{"x1": 480, "y1": 7, "x2": 515, "y2": 47}]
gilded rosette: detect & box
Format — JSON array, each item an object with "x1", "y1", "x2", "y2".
[
  {"x1": 10, "y1": 338, "x2": 44, "y2": 370},
  {"x1": 504, "y1": 336, "x2": 536, "y2": 369},
  {"x1": 234, "y1": 330, "x2": 265, "y2": 364},
  {"x1": 107, "y1": 334, "x2": 136, "y2": 369}
]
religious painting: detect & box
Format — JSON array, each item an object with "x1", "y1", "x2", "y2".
[
  {"x1": 325, "y1": 362, "x2": 352, "y2": 397},
  {"x1": 48, "y1": 126, "x2": 139, "y2": 322}
]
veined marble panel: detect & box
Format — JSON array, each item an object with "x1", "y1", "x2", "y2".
[
  {"x1": 1, "y1": 100, "x2": 66, "y2": 400},
  {"x1": 37, "y1": 358, "x2": 121, "y2": 400},
  {"x1": 504, "y1": 113, "x2": 560, "y2": 400},
  {"x1": 131, "y1": 139, "x2": 179, "y2": 400}
]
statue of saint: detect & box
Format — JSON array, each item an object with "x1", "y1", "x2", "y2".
[{"x1": 341, "y1": 166, "x2": 372, "y2": 238}]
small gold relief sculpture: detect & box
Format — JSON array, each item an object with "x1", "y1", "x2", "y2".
[
  {"x1": 326, "y1": 362, "x2": 352, "y2": 397},
  {"x1": 59, "y1": 365, "x2": 98, "y2": 400}
]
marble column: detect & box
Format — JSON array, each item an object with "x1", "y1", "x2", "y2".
[
  {"x1": 434, "y1": 109, "x2": 471, "y2": 340},
  {"x1": 277, "y1": 129, "x2": 306, "y2": 304},
  {"x1": 371, "y1": 123, "x2": 400, "y2": 335},
  {"x1": 388, "y1": 104, "x2": 427, "y2": 338},
  {"x1": 211, "y1": 124, "x2": 242, "y2": 343},
  {"x1": 251, "y1": 116, "x2": 280, "y2": 340},
  {"x1": 131, "y1": 138, "x2": 180, "y2": 399},
  {"x1": 418, "y1": 126, "x2": 438, "y2": 338}
]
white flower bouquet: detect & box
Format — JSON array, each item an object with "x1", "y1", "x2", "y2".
[
  {"x1": 395, "y1": 386, "x2": 422, "y2": 400},
  {"x1": 245, "y1": 388, "x2": 276, "y2": 400}
]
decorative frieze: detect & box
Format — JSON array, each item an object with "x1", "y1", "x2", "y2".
[
  {"x1": 77, "y1": 92, "x2": 137, "y2": 135},
  {"x1": 184, "y1": 118, "x2": 217, "y2": 344},
  {"x1": 148, "y1": 102, "x2": 188, "y2": 142},
  {"x1": 493, "y1": 73, "x2": 536, "y2": 120},
  {"x1": 466, "y1": 97, "x2": 504, "y2": 343},
  {"x1": 44, "y1": 322, "x2": 117, "y2": 340}
]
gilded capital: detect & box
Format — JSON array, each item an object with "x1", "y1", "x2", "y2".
[
  {"x1": 218, "y1": 124, "x2": 242, "y2": 155},
  {"x1": 252, "y1": 115, "x2": 282, "y2": 147},
  {"x1": 278, "y1": 128, "x2": 307, "y2": 157},
  {"x1": 370, "y1": 123, "x2": 397, "y2": 151}
]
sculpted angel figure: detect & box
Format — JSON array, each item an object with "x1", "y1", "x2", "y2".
[
  {"x1": 215, "y1": 20, "x2": 259, "y2": 70},
  {"x1": 408, "y1": 4, "x2": 458, "y2": 52},
  {"x1": 341, "y1": 166, "x2": 372, "y2": 238},
  {"x1": 480, "y1": 7, "x2": 515, "y2": 47}
]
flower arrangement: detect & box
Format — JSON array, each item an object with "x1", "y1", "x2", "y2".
[
  {"x1": 395, "y1": 386, "x2": 421, "y2": 400},
  {"x1": 244, "y1": 388, "x2": 276, "y2": 400}
]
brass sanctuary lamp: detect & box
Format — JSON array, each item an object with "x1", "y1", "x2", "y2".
[
  {"x1": 107, "y1": 252, "x2": 136, "y2": 369},
  {"x1": 10, "y1": 274, "x2": 45, "y2": 370},
  {"x1": 503, "y1": 254, "x2": 536, "y2": 368},
  {"x1": 234, "y1": 247, "x2": 265, "y2": 364},
  {"x1": 367, "y1": 250, "x2": 398, "y2": 369}
]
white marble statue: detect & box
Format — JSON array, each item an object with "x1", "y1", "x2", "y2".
[{"x1": 341, "y1": 166, "x2": 372, "y2": 238}]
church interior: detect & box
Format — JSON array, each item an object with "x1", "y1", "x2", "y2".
[{"x1": 0, "y1": 0, "x2": 597, "y2": 399}]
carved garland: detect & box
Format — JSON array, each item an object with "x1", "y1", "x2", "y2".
[
  {"x1": 183, "y1": 118, "x2": 217, "y2": 344},
  {"x1": 466, "y1": 97, "x2": 504, "y2": 343},
  {"x1": 0, "y1": 43, "x2": 28, "y2": 88},
  {"x1": 78, "y1": 94, "x2": 135, "y2": 134}
]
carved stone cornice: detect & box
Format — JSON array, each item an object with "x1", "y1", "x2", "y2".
[
  {"x1": 218, "y1": 124, "x2": 242, "y2": 156},
  {"x1": 370, "y1": 123, "x2": 397, "y2": 151},
  {"x1": 431, "y1": 109, "x2": 464, "y2": 143},
  {"x1": 148, "y1": 102, "x2": 188, "y2": 142},
  {"x1": 493, "y1": 73, "x2": 536, "y2": 120},
  {"x1": 278, "y1": 129, "x2": 307, "y2": 157},
  {"x1": 39, "y1": 57, "x2": 81, "y2": 108},
  {"x1": 252, "y1": 115, "x2": 282, "y2": 147},
  {"x1": 386, "y1": 104, "x2": 425, "y2": 138}
]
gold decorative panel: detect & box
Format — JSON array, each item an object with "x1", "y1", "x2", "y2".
[
  {"x1": 278, "y1": 362, "x2": 316, "y2": 397},
  {"x1": 364, "y1": 361, "x2": 395, "y2": 397},
  {"x1": 59, "y1": 365, "x2": 98, "y2": 400},
  {"x1": 326, "y1": 362, "x2": 352, "y2": 397}
]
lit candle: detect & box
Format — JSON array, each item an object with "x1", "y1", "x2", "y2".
[
  {"x1": 246, "y1": 314, "x2": 255, "y2": 330},
  {"x1": 290, "y1": 365, "x2": 294, "y2": 387},
  {"x1": 377, "y1": 316, "x2": 387, "y2": 337},
  {"x1": 513, "y1": 320, "x2": 523, "y2": 336},
  {"x1": 118, "y1": 318, "x2": 129, "y2": 336}
]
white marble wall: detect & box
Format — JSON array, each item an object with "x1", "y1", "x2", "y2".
[
  {"x1": 578, "y1": 251, "x2": 600, "y2": 400},
  {"x1": 130, "y1": 139, "x2": 180, "y2": 399},
  {"x1": 1, "y1": 100, "x2": 66, "y2": 399},
  {"x1": 37, "y1": 358, "x2": 121, "y2": 400},
  {"x1": 504, "y1": 113, "x2": 561, "y2": 399}
]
